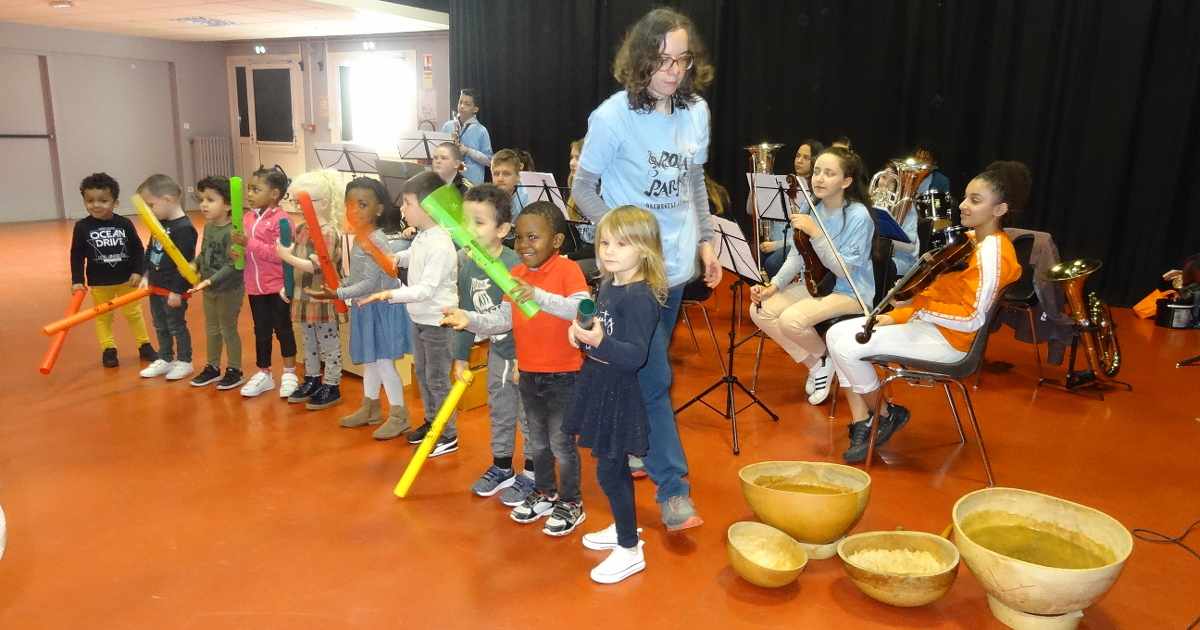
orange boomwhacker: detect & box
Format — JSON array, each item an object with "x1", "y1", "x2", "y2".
[
  {"x1": 42, "y1": 287, "x2": 150, "y2": 336},
  {"x1": 295, "y1": 191, "x2": 348, "y2": 314},
  {"x1": 39, "y1": 289, "x2": 88, "y2": 374},
  {"x1": 345, "y1": 209, "x2": 399, "y2": 279}
]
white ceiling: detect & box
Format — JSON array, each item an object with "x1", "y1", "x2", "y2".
[{"x1": 0, "y1": 0, "x2": 447, "y2": 41}]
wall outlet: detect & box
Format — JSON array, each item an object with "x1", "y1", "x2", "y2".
[
  {"x1": 183, "y1": 122, "x2": 190, "y2": 130},
  {"x1": 186, "y1": 186, "x2": 195, "y2": 193}
]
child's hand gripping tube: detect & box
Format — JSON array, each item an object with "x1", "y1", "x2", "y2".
[
  {"x1": 577, "y1": 298, "x2": 596, "y2": 330},
  {"x1": 230, "y1": 176, "x2": 245, "y2": 270},
  {"x1": 420, "y1": 184, "x2": 540, "y2": 319}
]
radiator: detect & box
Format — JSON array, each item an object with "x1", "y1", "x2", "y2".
[{"x1": 190, "y1": 136, "x2": 233, "y2": 182}]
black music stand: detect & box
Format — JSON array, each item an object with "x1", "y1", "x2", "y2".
[
  {"x1": 675, "y1": 216, "x2": 779, "y2": 455},
  {"x1": 397, "y1": 130, "x2": 452, "y2": 164},
  {"x1": 313, "y1": 143, "x2": 380, "y2": 176}
]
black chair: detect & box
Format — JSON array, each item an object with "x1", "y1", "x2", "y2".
[
  {"x1": 679, "y1": 275, "x2": 725, "y2": 374},
  {"x1": 985, "y1": 233, "x2": 1042, "y2": 385},
  {"x1": 856, "y1": 287, "x2": 1015, "y2": 487}
]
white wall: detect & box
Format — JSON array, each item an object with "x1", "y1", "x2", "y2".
[
  {"x1": 0, "y1": 22, "x2": 230, "y2": 221},
  {"x1": 224, "y1": 31, "x2": 450, "y2": 172},
  {"x1": 0, "y1": 52, "x2": 58, "y2": 222}
]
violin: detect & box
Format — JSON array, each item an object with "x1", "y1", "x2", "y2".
[
  {"x1": 786, "y1": 175, "x2": 836, "y2": 297},
  {"x1": 855, "y1": 227, "x2": 976, "y2": 343}
]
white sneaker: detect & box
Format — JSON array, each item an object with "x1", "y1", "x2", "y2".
[
  {"x1": 804, "y1": 366, "x2": 817, "y2": 395},
  {"x1": 165, "y1": 361, "x2": 193, "y2": 381},
  {"x1": 590, "y1": 541, "x2": 646, "y2": 584},
  {"x1": 240, "y1": 371, "x2": 275, "y2": 397},
  {"x1": 278, "y1": 372, "x2": 300, "y2": 398},
  {"x1": 139, "y1": 359, "x2": 171, "y2": 378},
  {"x1": 582, "y1": 523, "x2": 645, "y2": 550},
  {"x1": 807, "y1": 357, "x2": 835, "y2": 405}
]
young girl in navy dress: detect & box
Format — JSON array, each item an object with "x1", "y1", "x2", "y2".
[{"x1": 566, "y1": 206, "x2": 667, "y2": 585}]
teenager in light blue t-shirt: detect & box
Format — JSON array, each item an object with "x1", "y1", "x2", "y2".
[
  {"x1": 441, "y1": 89, "x2": 493, "y2": 186},
  {"x1": 572, "y1": 8, "x2": 722, "y2": 552}
]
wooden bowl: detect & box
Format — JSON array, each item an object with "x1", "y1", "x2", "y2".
[
  {"x1": 953, "y1": 487, "x2": 1133, "y2": 627},
  {"x1": 727, "y1": 521, "x2": 809, "y2": 588},
  {"x1": 738, "y1": 461, "x2": 871, "y2": 558},
  {"x1": 837, "y1": 530, "x2": 960, "y2": 607}
]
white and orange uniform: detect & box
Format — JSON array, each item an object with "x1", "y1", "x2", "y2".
[{"x1": 826, "y1": 230, "x2": 1021, "y2": 393}]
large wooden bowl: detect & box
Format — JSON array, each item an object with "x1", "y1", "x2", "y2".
[
  {"x1": 953, "y1": 488, "x2": 1132, "y2": 626},
  {"x1": 738, "y1": 461, "x2": 871, "y2": 558}
]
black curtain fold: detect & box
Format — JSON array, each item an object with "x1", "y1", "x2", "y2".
[{"x1": 449, "y1": 0, "x2": 1200, "y2": 305}]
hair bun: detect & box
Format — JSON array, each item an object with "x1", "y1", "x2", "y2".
[{"x1": 983, "y1": 160, "x2": 1032, "y2": 212}]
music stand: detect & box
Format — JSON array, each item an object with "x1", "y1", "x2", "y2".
[
  {"x1": 313, "y1": 143, "x2": 380, "y2": 176},
  {"x1": 516, "y1": 172, "x2": 570, "y2": 219},
  {"x1": 397, "y1": 130, "x2": 452, "y2": 163},
  {"x1": 675, "y1": 216, "x2": 779, "y2": 455}
]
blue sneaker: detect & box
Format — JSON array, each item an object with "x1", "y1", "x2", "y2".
[
  {"x1": 499, "y1": 470, "x2": 535, "y2": 507},
  {"x1": 472, "y1": 465, "x2": 516, "y2": 497}
]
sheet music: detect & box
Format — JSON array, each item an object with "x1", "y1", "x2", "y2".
[
  {"x1": 313, "y1": 142, "x2": 381, "y2": 174},
  {"x1": 712, "y1": 216, "x2": 760, "y2": 281},
  {"x1": 516, "y1": 171, "x2": 569, "y2": 218},
  {"x1": 745, "y1": 173, "x2": 809, "y2": 221}
]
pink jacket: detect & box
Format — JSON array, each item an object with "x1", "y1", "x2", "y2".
[{"x1": 243, "y1": 205, "x2": 285, "y2": 295}]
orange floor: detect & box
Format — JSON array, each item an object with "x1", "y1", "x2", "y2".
[{"x1": 1, "y1": 218, "x2": 1197, "y2": 629}]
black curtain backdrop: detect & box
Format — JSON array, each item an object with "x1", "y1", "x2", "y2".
[{"x1": 448, "y1": 0, "x2": 1200, "y2": 305}]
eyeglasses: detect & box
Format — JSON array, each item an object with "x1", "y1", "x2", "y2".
[{"x1": 657, "y1": 53, "x2": 695, "y2": 72}]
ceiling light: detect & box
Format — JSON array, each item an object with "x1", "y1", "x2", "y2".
[
  {"x1": 362, "y1": 41, "x2": 376, "y2": 51},
  {"x1": 49, "y1": 0, "x2": 73, "y2": 8},
  {"x1": 254, "y1": 45, "x2": 267, "y2": 54},
  {"x1": 173, "y1": 16, "x2": 237, "y2": 27}
]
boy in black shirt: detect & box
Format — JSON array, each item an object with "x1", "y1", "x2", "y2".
[
  {"x1": 137, "y1": 174, "x2": 198, "y2": 381},
  {"x1": 69, "y1": 172, "x2": 156, "y2": 367}
]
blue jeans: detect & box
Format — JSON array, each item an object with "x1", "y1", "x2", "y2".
[{"x1": 637, "y1": 284, "x2": 689, "y2": 504}]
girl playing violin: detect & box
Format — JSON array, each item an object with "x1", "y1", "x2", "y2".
[
  {"x1": 825, "y1": 161, "x2": 1027, "y2": 464},
  {"x1": 750, "y1": 146, "x2": 876, "y2": 406}
]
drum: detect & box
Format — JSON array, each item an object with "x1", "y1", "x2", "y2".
[
  {"x1": 1155, "y1": 299, "x2": 1199, "y2": 329},
  {"x1": 915, "y1": 190, "x2": 958, "y2": 250}
]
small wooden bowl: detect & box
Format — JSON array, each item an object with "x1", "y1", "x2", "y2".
[
  {"x1": 837, "y1": 530, "x2": 960, "y2": 607},
  {"x1": 727, "y1": 521, "x2": 809, "y2": 588}
]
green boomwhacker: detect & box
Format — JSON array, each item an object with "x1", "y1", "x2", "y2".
[{"x1": 420, "y1": 184, "x2": 540, "y2": 318}]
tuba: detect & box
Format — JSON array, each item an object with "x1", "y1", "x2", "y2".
[
  {"x1": 1045, "y1": 259, "x2": 1121, "y2": 379},
  {"x1": 745, "y1": 142, "x2": 784, "y2": 285},
  {"x1": 868, "y1": 157, "x2": 933, "y2": 223}
]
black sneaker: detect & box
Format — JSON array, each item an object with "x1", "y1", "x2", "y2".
[
  {"x1": 190, "y1": 364, "x2": 222, "y2": 387},
  {"x1": 542, "y1": 500, "x2": 586, "y2": 537},
  {"x1": 842, "y1": 406, "x2": 911, "y2": 464},
  {"x1": 305, "y1": 384, "x2": 341, "y2": 410},
  {"x1": 429, "y1": 434, "x2": 459, "y2": 458},
  {"x1": 102, "y1": 348, "x2": 119, "y2": 368},
  {"x1": 407, "y1": 422, "x2": 432, "y2": 445},
  {"x1": 876, "y1": 403, "x2": 911, "y2": 447},
  {"x1": 138, "y1": 343, "x2": 158, "y2": 361},
  {"x1": 287, "y1": 376, "x2": 321, "y2": 403},
  {"x1": 215, "y1": 368, "x2": 245, "y2": 390},
  {"x1": 843, "y1": 417, "x2": 875, "y2": 464}
]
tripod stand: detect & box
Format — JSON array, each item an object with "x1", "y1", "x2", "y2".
[{"x1": 675, "y1": 218, "x2": 778, "y2": 454}]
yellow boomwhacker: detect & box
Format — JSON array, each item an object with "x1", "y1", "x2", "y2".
[
  {"x1": 132, "y1": 194, "x2": 199, "y2": 286},
  {"x1": 394, "y1": 370, "x2": 474, "y2": 498}
]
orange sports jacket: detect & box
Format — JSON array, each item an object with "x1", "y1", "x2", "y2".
[{"x1": 889, "y1": 231, "x2": 1022, "y2": 352}]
